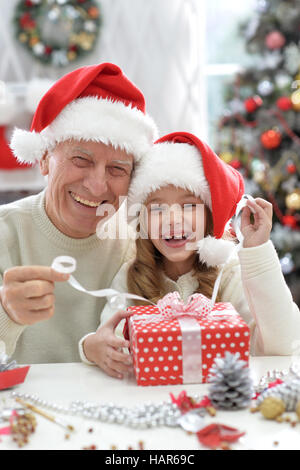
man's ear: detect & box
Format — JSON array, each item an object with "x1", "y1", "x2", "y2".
[{"x1": 39, "y1": 151, "x2": 49, "y2": 176}]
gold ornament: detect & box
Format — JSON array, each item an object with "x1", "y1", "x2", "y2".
[
  {"x1": 29, "y1": 36, "x2": 39, "y2": 47},
  {"x1": 70, "y1": 32, "x2": 94, "y2": 50},
  {"x1": 285, "y1": 188, "x2": 300, "y2": 210},
  {"x1": 220, "y1": 152, "x2": 234, "y2": 163},
  {"x1": 67, "y1": 50, "x2": 77, "y2": 62},
  {"x1": 291, "y1": 89, "x2": 300, "y2": 111},
  {"x1": 259, "y1": 396, "x2": 286, "y2": 419},
  {"x1": 18, "y1": 33, "x2": 28, "y2": 43}
]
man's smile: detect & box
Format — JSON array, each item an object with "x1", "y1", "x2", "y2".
[{"x1": 69, "y1": 191, "x2": 104, "y2": 208}]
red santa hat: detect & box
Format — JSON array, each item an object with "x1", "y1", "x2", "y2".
[
  {"x1": 10, "y1": 62, "x2": 158, "y2": 164},
  {"x1": 128, "y1": 131, "x2": 245, "y2": 266}
]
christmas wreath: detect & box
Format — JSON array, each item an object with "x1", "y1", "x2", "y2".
[{"x1": 14, "y1": 0, "x2": 101, "y2": 67}]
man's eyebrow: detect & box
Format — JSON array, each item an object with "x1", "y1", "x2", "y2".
[
  {"x1": 111, "y1": 159, "x2": 133, "y2": 167},
  {"x1": 73, "y1": 147, "x2": 94, "y2": 157}
]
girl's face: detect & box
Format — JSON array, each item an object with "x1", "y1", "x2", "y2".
[{"x1": 145, "y1": 185, "x2": 207, "y2": 264}]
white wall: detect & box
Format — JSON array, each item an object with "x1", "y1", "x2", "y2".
[
  {"x1": 0, "y1": 0, "x2": 205, "y2": 138},
  {"x1": 0, "y1": 0, "x2": 256, "y2": 191}
]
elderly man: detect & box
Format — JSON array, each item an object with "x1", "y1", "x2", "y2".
[{"x1": 0, "y1": 63, "x2": 157, "y2": 372}]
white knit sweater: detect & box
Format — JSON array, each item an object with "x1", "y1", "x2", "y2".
[
  {"x1": 0, "y1": 191, "x2": 135, "y2": 363},
  {"x1": 79, "y1": 240, "x2": 300, "y2": 361}
]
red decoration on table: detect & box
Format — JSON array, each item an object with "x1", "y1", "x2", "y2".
[
  {"x1": 0, "y1": 366, "x2": 30, "y2": 391},
  {"x1": 260, "y1": 129, "x2": 282, "y2": 149},
  {"x1": 124, "y1": 294, "x2": 250, "y2": 386},
  {"x1": 0, "y1": 410, "x2": 18, "y2": 435},
  {"x1": 197, "y1": 423, "x2": 245, "y2": 449},
  {"x1": 253, "y1": 378, "x2": 284, "y2": 400},
  {"x1": 170, "y1": 390, "x2": 212, "y2": 414},
  {"x1": 244, "y1": 95, "x2": 263, "y2": 113}
]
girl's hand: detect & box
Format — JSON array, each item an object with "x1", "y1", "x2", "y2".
[
  {"x1": 240, "y1": 197, "x2": 273, "y2": 248},
  {"x1": 83, "y1": 310, "x2": 134, "y2": 379}
]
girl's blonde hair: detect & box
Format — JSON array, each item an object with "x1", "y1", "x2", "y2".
[{"x1": 127, "y1": 208, "x2": 222, "y2": 305}]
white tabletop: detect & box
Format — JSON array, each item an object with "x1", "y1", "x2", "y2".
[{"x1": 1, "y1": 356, "x2": 300, "y2": 450}]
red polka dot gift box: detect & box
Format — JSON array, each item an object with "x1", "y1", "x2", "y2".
[{"x1": 124, "y1": 292, "x2": 250, "y2": 386}]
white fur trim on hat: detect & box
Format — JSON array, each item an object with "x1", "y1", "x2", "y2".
[
  {"x1": 128, "y1": 142, "x2": 211, "y2": 209},
  {"x1": 197, "y1": 236, "x2": 235, "y2": 267},
  {"x1": 10, "y1": 96, "x2": 158, "y2": 163}
]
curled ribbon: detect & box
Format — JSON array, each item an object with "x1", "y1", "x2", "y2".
[
  {"x1": 51, "y1": 257, "x2": 238, "y2": 321},
  {"x1": 51, "y1": 256, "x2": 153, "y2": 310}
]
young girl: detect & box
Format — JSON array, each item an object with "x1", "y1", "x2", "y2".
[{"x1": 79, "y1": 132, "x2": 300, "y2": 379}]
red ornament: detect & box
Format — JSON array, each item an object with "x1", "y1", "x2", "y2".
[
  {"x1": 282, "y1": 215, "x2": 298, "y2": 229},
  {"x1": 244, "y1": 95, "x2": 263, "y2": 113},
  {"x1": 197, "y1": 423, "x2": 245, "y2": 449},
  {"x1": 286, "y1": 163, "x2": 297, "y2": 174},
  {"x1": 277, "y1": 97, "x2": 293, "y2": 111},
  {"x1": 19, "y1": 12, "x2": 36, "y2": 30},
  {"x1": 44, "y1": 46, "x2": 53, "y2": 55},
  {"x1": 69, "y1": 44, "x2": 78, "y2": 52},
  {"x1": 229, "y1": 159, "x2": 242, "y2": 169},
  {"x1": 260, "y1": 129, "x2": 282, "y2": 149},
  {"x1": 265, "y1": 31, "x2": 286, "y2": 50}
]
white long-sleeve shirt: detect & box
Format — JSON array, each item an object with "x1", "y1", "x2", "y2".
[{"x1": 79, "y1": 240, "x2": 300, "y2": 361}]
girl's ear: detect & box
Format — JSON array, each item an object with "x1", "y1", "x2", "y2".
[{"x1": 39, "y1": 151, "x2": 49, "y2": 176}]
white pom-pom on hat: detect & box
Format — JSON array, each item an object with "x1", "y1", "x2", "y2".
[
  {"x1": 10, "y1": 128, "x2": 46, "y2": 164},
  {"x1": 197, "y1": 236, "x2": 236, "y2": 267}
]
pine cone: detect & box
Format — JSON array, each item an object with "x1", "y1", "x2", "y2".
[
  {"x1": 256, "y1": 377, "x2": 300, "y2": 411},
  {"x1": 207, "y1": 352, "x2": 253, "y2": 410}
]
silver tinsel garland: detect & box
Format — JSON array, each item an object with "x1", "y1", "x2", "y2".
[{"x1": 10, "y1": 391, "x2": 187, "y2": 429}]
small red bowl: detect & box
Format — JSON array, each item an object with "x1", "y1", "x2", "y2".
[{"x1": 0, "y1": 366, "x2": 30, "y2": 390}]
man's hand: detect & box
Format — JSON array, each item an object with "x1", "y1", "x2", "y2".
[
  {"x1": 83, "y1": 310, "x2": 133, "y2": 379},
  {"x1": 0, "y1": 266, "x2": 69, "y2": 325}
]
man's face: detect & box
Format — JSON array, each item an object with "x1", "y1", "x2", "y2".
[{"x1": 40, "y1": 140, "x2": 134, "y2": 238}]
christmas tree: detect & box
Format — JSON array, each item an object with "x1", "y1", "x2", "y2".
[{"x1": 216, "y1": 0, "x2": 300, "y2": 300}]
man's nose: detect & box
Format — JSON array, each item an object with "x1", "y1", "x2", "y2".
[{"x1": 83, "y1": 165, "x2": 109, "y2": 196}]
